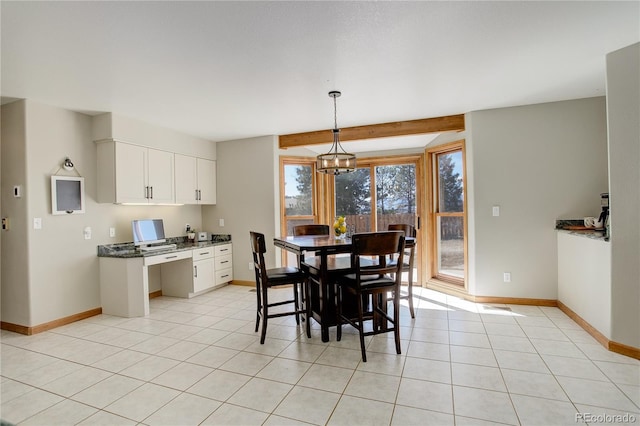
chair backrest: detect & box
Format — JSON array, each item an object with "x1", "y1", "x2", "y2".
[
  {"x1": 388, "y1": 223, "x2": 416, "y2": 238},
  {"x1": 293, "y1": 224, "x2": 330, "y2": 236},
  {"x1": 351, "y1": 231, "x2": 405, "y2": 281},
  {"x1": 249, "y1": 231, "x2": 268, "y2": 284}
]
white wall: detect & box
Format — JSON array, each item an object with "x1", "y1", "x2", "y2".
[
  {"x1": 202, "y1": 135, "x2": 279, "y2": 283},
  {"x1": 1, "y1": 101, "x2": 30, "y2": 325},
  {"x1": 606, "y1": 42, "x2": 640, "y2": 348},
  {"x1": 1, "y1": 100, "x2": 207, "y2": 327},
  {"x1": 467, "y1": 97, "x2": 609, "y2": 299},
  {"x1": 93, "y1": 113, "x2": 216, "y2": 160}
]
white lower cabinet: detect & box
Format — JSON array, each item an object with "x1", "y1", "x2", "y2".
[
  {"x1": 159, "y1": 244, "x2": 233, "y2": 298},
  {"x1": 214, "y1": 244, "x2": 233, "y2": 285},
  {"x1": 192, "y1": 247, "x2": 215, "y2": 293}
]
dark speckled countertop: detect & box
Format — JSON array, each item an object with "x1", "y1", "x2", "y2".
[
  {"x1": 555, "y1": 220, "x2": 608, "y2": 241},
  {"x1": 98, "y1": 234, "x2": 232, "y2": 258}
]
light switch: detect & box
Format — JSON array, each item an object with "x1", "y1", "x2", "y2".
[
  {"x1": 33, "y1": 217, "x2": 42, "y2": 229},
  {"x1": 84, "y1": 227, "x2": 92, "y2": 240},
  {"x1": 219, "y1": 218, "x2": 225, "y2": 227},
  {"x1": 492, "y1": 206, "x2": 500, "y2": 217},
  {"x1": 109, "y1": 227, "x2": 116, "y2": 238}
]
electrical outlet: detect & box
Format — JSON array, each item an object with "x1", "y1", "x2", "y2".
[
  {"x1": 219, "y1": 218, "x2": 225, "y2": 227},
  {"x1": 84, "y1": 227, "x2": 92, "y2": 240},
  {"x1": 33, "y1": 217, "x2": 42, "y2": 229},
  {"x1": 503, "y1": 272, "x2": 511, "y2": 283},
  {"x1": 109, "y1": 227, "x2": 116, "y2": 238},
  {"x1": 248, "y1": 261, "x2": 253, "y2": 271},
  {"x1": 492, "y1": 205, "x2": 500, "y2": 217},
  {"x1": 185, "y1": 224, "x2": 191, "y2": 232},
  {"x1": 2, "y1": 217, "x2": 8, "y2": 230}
]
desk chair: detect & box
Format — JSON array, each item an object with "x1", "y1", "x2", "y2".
[
  {"x1": 250, "y1": 231, "x2": 311, "y2": 344},
  {"x1": 336, "y1": 231, "x2": 405, "y2": 362},
  {"x1": 388, "y1": 223, "x2": 417, "y2": 318}
]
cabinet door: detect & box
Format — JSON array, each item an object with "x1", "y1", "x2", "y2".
[
  {"x1": 174, "y1": 154, "x2": 198, "y2": 204},
  {"x1": 193, "y1": 258, "x2": 215, "y2": 293},
  {"x1": 197, "y1": 158, "x2": 217, "y2": 205},
  {"x1": 147, "y1": 148, "x2": 175, "y2": 203},
  {"x1": 115, "y1": 142, "x2": 147, "y2": 203}
]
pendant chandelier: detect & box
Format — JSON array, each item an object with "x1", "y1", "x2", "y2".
[{"x1": 316, "y1": 91, "x2": 356, "y2": 175}]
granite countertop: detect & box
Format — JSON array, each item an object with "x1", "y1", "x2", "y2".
[
  {"x1": 555, "y1": 220, "x2": 608, "y2": 241},
  {"x1": 98, "y1": 234, "x2": 232, "y2": 258}
]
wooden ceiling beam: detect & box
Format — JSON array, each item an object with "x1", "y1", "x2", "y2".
[{"x1": 279, "y1": 114, "x2": 465, "y2": 149}]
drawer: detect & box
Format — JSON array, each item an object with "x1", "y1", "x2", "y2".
[
  {"x1": 214, "y1": 244, "x2": 232, "y2": 257},
  {"x1": 215, "y1": 253, "x2": 232, "y2": 270},
  {"x1": 193, "y1": 247, "x2": 214, "y2": 260},
  {"x1": 215, "y1": 267, "x2": 233, "y2": 285},
  {"x1": 144, "y1": 250, "x2": 191, "y2": 266}
]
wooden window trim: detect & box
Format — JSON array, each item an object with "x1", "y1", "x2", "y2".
[{"x1": 425, "y1": 140, "x2": 468, "y2": 291}]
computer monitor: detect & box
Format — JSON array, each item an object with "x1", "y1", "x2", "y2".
[{"x1": 132, "y1": 219, "x2": 166, "y2": 246}]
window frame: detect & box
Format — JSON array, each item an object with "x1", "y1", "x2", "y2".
[{"x1": 426, "y1": 140, "x2": 468, "y2": 290}]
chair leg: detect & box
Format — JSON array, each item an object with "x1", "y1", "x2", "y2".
[
  {"x1": 357, "y1": 292, "x2": 367, "y2": 362},
  {"x1": 260, "y1": 284, "x2": 269, "y2": 344},
  {"x1": 407, "y1": 269, "x2": 415, "y2": 319},
  {"x1": 293, "y1": 282, "x2": 301, "y2": 325},
  {"x1": 393, "y1": 291, "x2": 401, "y2": 355},
  {"x1": 305, "y1": 278, "x2": 312, "y2": 338},
  {"x1": 254, "y1": 283, "x2": 261, "y2": 333},
  {"x1": 336, "y1": 285, "x2": 342, "y2": 342}
]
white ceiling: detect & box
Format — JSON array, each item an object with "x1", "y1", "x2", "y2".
[{"x1": 1, "y1": 1, "x2": 638, "y2": 150}]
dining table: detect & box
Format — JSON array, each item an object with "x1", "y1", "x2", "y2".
[{"x1": 273, "y1": 233, "x2": 415, "y2": 342}]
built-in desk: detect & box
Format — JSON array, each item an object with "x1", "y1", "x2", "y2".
[{"x1": 97, "y1": 236, "x2": 232, "y2": 317}]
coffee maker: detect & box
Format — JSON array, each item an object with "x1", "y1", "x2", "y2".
[{"x1": 599, "y1": 192, "x2": 609, "y2": 234}]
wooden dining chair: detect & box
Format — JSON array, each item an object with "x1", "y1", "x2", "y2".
[
  {"x1": 336, "y1": 231, "x2": 405, "y2": 362},
  {"x1": 388, "y1": 223, "x2": 417, "y2": 318},
  {"x1": 250, "y1": 231, "x2": 311, "y2": 343},
  {"x1": 293, "y1": 224, "x2": 330, "y2": 236}
]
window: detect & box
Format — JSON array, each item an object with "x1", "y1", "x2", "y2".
[
  {"x1": 281, "y1": 159, "x2": 318, "y2": 236},
  {"x1": 428, "y1": 141, "x2": 467, "y2": 287}
]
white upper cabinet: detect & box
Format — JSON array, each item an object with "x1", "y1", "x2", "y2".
[
  {"x1": 146, "y1": 148, "x2": 175, "y2": 203},
  {"x1": 175, "y1": 154, "x2": 216, "y2": 205},
  {"x1": 97, "y1": 140, "x2": 175, "y2": 204},
  {"x1": 197, "y1": 158, "x2": 217, "y2": 205}
]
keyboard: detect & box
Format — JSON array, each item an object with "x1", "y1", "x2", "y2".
[{"x1": 139, "y1": 244, "x2": 177, "y2": 252}]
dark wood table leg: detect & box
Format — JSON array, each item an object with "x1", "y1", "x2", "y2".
[{"x1": 319, "y1": 251, "x2": 330, "y2": 342}]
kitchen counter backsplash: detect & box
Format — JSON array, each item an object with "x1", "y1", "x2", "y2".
[{"x1": 98, "y1": 234, "x2": 232, "y2": 258}]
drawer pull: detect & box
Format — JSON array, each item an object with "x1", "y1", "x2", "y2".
[
  {"x1": 200, "y1": 252, "x2": 210, "y2": 256},
  {"x1": 221, "y1": 274, "x2": 229, "y2": 278},
  {"x1": 221, "y1": 260, "x2": 229, "y2": 264},
  {"x1": 165, "y1": 255, "x2": 178, "y2": 259},
  {"x1": 194, "y1": 265, "x2": 198, "y2": 277},
  {"x1": 220, "y1": 248, "x2": 229, "y2": 252}
]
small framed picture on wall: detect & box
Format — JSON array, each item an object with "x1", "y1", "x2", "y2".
[{"x1": 51, "y1": 176, "x2": 85, "y2": 215}]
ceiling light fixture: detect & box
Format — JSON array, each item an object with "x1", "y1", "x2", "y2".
[{"x1": 316, "y1": 91, "x2": 356, "y2": 175}]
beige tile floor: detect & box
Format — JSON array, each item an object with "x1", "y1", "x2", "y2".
[{"x1": 1, "y1": 285, "x2": 639, "y2": 425}]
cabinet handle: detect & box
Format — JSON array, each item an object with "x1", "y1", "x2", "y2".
[
  {"x1": 220, "y1": 248, "x2": 229, "y2": 252},
  {"x1": 198, "y1": 189, "x2": 202, "y2": 201},
  {"x1": 150, "y1": 186, "x2": 154, "y2": 199},
  {"x1": 195, "y1": 189, "x2": 199, "y2": 201},
  {"x1": 221, "y1": 274, "x2": 229, "y2": 278},
  {"x1": 221, "y1": 260, "x2": 229, "y2": 264},
  {"x1": 165, "y1": 255, "x2": 178, "y2": 259},
  {"x1": 194, "y1": 265, "x2": 198, "y2": 277},
  {"x1": 145, "y1": 186, "x2": 149, "y2": 199},
  {"x1": 200, "y1": 252, "x2": 210, "y2": 256}
]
